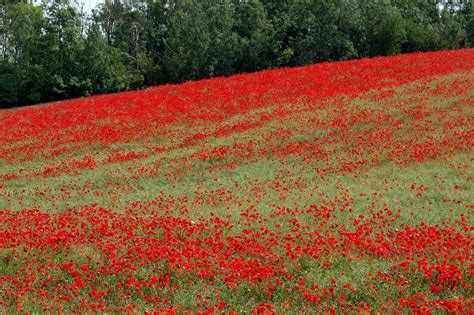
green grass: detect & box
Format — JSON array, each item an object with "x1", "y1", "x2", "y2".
[{"x1": 1, "y1": 70, "x2": 472, "y2": 313}]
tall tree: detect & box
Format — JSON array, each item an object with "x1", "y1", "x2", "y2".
[
  {"x1": 0, "y1": 2, "x2": 44, "y2": 105},
  {"x1": 1, "y1": 0, "x2": 473, "y2": 108},
  {"x1": 233, "y1": 0, "x2": 274, "y2": 72},
  {"x1": 205, "y1": 0, "x2": 238, "y2": 77},
  {"x1": 96, "y1": 0, "x2": 146, "y2": 88},
  {"x1": 163, "y1": 2, "x2": 211, "y2": 82},
  {"x1": 40, "y1": 0, "x2": 88, "y2": 99},
  {"x1": 141, "y1": 0, "x2": 171, "y2": 85},
  {"x1": 79, "y1": 21, "x2": 131, "y2": 94}
]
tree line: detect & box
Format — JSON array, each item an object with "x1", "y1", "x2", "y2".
[{"x1": 1, "y1": 0, "x2": 473, "y2": 108}]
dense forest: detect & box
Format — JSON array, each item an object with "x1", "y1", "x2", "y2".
[{"x1": 1, "y1": 0, "x2": 473, "y2": 108}]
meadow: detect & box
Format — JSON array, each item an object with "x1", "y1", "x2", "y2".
[{"x1": 0, "y1": 49, "x2": 473, "y2": 313}]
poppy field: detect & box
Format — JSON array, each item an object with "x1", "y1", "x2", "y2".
[{"x1": 0, "y1": 49, "x2": 473, "y2": 313}]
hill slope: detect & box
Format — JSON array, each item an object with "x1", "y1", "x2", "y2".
[{"x1": 1, "y1": 49, "x2": 473, "y2": 313}]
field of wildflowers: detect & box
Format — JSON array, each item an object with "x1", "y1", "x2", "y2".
[{"x1": 0, "y1": 49, "x2": 473, "y2": 313}]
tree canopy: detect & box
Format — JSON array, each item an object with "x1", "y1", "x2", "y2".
[{"x1": 1, "y1": 0, "x2": 473, "y2": 108}]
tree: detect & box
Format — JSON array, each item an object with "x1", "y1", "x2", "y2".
[
  {"x1": 463, "y1": 3, "x2": 474, "y2": 46},
  {"x1": 40, "y1": 0, "x2": 88, "y2": 99},
  {"x1": 96, "y1": 0, "x2": 146, "y2": 89},
  {"x1": 79, "y1": 22, "x2": 128, "y2": 94},
  {"x1": 372, "y1": 8, "x2": 407, "y2": 56},
  {"x1": 0, "y1": 1, "x2": 44, "y2": 105},
  {"x1": 205, "y1": 0, "x2": 238, "y2": 77},
  {"x1": 233, "y1": 0, "x2": 274, "y2": 72},
  {"x1": 1, "y1": 0, "x2": 473, "y2": 108},
  {"x1": 163, "y1": 2, "x2": 211, "y2": 82},
  {"x1": 142, "y1": 0, "x2": 169, "y2": 85}
]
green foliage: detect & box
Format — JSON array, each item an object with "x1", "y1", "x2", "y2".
[
  {"x1": 0, "y1": 2, "x2": 44, "y2": 105},
  {"x1": 372, "y1": 9, "x2": 407, "y2": 56},
  {"x1": 80, "y1": 23, "x2": 130, "y2": 94},
  {"x1": 404, "y1": 20, "x2": 442, "y2": 52},
  {"x1": 0, "y1": 61, "x2": 17, "y2": 104},
  {"x1": 163, "y1": 3, "x2": 211, "y2": 82},
  {"x1": 0, "y1": 0, "x2": 473, "y2": 108},
  {"x1": 233, "y1": 0, "x2": 274, "y2": 71},
  {"x1": 206, "y1": 0, "x2": 238, "y2": 77}
]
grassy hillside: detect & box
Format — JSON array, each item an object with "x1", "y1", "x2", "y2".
[{"x1": 0, "y1": 49, "x2": 473, "y2": 313}]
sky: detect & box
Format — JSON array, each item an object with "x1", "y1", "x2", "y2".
[
  {"x1": 34, "y1": 0, "x2": 103, "y2": 13},
  {"x1": 75, "y1": 0, "x2": 102, "y2": 13}
]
